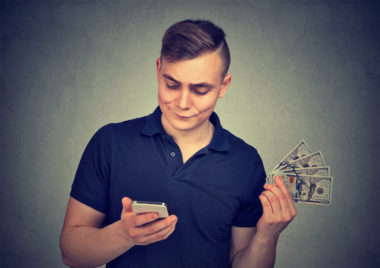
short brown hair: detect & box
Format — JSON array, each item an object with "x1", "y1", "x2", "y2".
[{"x1": 160, "y1": 19, "x2": 230, "y2": 78}]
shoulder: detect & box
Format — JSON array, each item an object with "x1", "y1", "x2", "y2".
[
  {"x1": 83, "y1": 115, "x2": 148, "y2": 153},
  {"x1": 94, "y1": 114, "x2": 147, "y2": 139},
  {"x1": 223, "y1": 128, "x2": 261, "y2": 161}
]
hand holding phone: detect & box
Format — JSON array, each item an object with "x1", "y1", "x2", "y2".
[{"x1": 120, "y1": 197, "x2": 177, "y2": 246}]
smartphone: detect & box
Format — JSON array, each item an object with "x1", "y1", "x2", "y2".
[{"x1": 131, "y1": 201, "x2": 169, "y2": 218}]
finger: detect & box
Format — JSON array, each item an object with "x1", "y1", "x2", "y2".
[
  {"x1": 261, "y1": 190, "x2": 282, "y2": 217},
  {"x1": 122, "y1": 197, "x2": 133, "y2": 213},
  {"x1": 132, "y1": 212, "x2": 159, "y2": 227},
  {"x1": 264, "y1": 182, "x2": 291, "y2": 219},
  {"x1": 138, "y1": 219, "x2": 177, "y2": 245},
  {"x1": 274, "y1": 176, "x2": 297, "y2": 217},
  {"x1": 259, "y1": 194, "x2": 273, "y2": 217},
  {"x1": 274, "y1": 175, "x2": 296, "y2": 208},
  {"x1": 160, "y1": 219, "x2": 177, "y2": 239},
  {"x1": 137, "y1": 215, "x2": 177, "y2": 236}
]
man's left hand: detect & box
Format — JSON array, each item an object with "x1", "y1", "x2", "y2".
[{"x1": 257, "y1": 175, "x2": 297, "y2": 239}]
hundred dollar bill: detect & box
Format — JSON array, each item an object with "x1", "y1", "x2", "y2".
[
  {"x1": 279, "y1": 151, "x2": 325, "y2": 171},
  {"x1": 272, "y1": 173, "x2": 333, "y2": 205},
  {"x1": 266, "y1": 175, "x2": 272, "y2": 184},
  {"x1": 282, "y1": 166, "x2": 330, "y2": 177},
  {"x1": 272, "y1": 140, "x2": 311, "y2": 171}
]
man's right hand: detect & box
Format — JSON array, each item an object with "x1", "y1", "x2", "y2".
[{"x1": 120, "y1": 197, "x2": 178, "y2": 246}]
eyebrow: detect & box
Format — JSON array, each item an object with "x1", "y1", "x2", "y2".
[
  {"x1": 163, "y1": 74, "x2": 215, "y2": 89},
  {"x1": 163, "y1": 74, "x2": 180, "y2": 84}
]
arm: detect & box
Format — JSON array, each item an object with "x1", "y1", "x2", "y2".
[
  {"x1": 230, "y1": 176, "x2": 296, "y2": 268},
  {"x1": 60, "y1": 197, "x2": 177, "y2": 267}
]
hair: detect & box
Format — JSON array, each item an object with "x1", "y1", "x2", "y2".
[{"x1": 160, "y1": 19, "x2": 231, "y2": 78}]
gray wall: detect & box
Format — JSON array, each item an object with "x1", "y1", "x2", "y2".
[{"x1": 1, "y1": 1, "x2": 379, "y2": 267}]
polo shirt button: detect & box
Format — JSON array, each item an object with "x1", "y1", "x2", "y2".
[{"x1": 170, "y1": 152, "x2": 176, "y2": 157}]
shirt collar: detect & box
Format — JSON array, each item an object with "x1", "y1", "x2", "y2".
[
  {"x1": 208, "y1": 111, "x2": 230, "y2": 152},
  {"x1": 142, "y1": 106, "x2": 166, "y2": 136},
  {"x1": 142, "y1": 106, "x2": 230, "y2": 152}
]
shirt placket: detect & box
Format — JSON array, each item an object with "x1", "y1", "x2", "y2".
[{"x1": 163, "y1": 137, "x2": 183, "y2": 178}]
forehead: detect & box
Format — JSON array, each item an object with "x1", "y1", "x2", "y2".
[{"x1": 161, "y1": 51, "x2": 223, "y2": 83}]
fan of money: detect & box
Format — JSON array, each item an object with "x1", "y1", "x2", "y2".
[{"x1": 267, "y1": 140, "x2": 333, "y2": 205}]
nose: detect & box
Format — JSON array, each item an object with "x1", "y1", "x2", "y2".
[{"x1": 177, "y1": 89, "x2": 191, "y2": 109}]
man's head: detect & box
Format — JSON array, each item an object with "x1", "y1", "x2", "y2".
[
  {"x1": 156, "y1": 20, "x2": 232, "y2": 135},
  {"x1": 160, "y1": 19, "x2": 230, "y2": 79}
]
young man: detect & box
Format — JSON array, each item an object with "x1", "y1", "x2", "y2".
[{"x1": 60, "y1": 19, "x2": 296, "y2": 268}]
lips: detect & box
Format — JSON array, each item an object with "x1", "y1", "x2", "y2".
[
  {"x1": 175, "y1": 113, "x2": 193, "y2": 119},
  {"x1": 166, "y1": 105, "x2": 196, "y2": 119}
]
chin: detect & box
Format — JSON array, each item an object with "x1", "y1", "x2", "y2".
[{"x1": 170, "y1": 120, "x2": 198, "y2": 132}]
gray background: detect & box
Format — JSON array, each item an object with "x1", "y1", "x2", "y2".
[{"x1": 1, "y1": 0, "x2": 379, "y2": 267}]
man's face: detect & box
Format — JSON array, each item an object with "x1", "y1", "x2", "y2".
[{"x1": 156, "y1": 51, "x2": 231, "y2": 134}]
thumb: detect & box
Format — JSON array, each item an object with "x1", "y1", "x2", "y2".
[{"x1": 121, "y1": 197, "x2": 133, "y2": 213}]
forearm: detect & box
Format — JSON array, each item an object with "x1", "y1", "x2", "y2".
[
  {"x1": 60, "y1": 220, "x2": 134, "y2": 267},
  {"x1": 232, "y1": 232, "x2": 278, "y2": 268}
]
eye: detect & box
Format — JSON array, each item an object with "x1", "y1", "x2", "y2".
[
  {"x1": 193, "y1": 90, "x2": 208, "y2": 96},
  {"x1": 167, "y1": 84, "x2": 180, "y2": 90},
  {"x1": 192, "y1": 87, "x2": 210, "y2": 96}
]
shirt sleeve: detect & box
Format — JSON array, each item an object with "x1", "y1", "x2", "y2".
[
  {"x1": 70, "y1": 125, "x2": 113, "y2": 214},
  {"x1": 232, "y1": 151, "x2": 266, "y2": 227}
]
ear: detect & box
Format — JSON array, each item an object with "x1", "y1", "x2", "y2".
[
  {"x1": 156, "y1": 57, "x2": 161, "y2": 81},
  {"x1": 218, "y1": 73, "x2": 232, "y2": 98}
]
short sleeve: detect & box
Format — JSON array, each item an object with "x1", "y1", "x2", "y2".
[
  {"x1": 70, "y1": 125, "x2": 113, "y2": 214},
  {"x1": 232, "y1": 151, "x2": 266, "y2": 227}
]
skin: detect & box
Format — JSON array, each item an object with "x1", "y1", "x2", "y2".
[
  {"x1": 60, "y1": 197, "x2": 177, "y2": 267},
  {"x1": 156, "y1": 50, "x2": 231, "y2": 162},
  {"x1": 60, "y1": 49, "x2": 296, "y2": 268}
]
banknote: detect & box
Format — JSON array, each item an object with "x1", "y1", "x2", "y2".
[
  {"x1": 267, "y1": 140, "x2": 332, "y2": 205},
  {"x1": 282, "y1": 166, "x2": 330, "y2": 177},
  {"x1": 272, "y1": 173, "x2": 333, "y2": 205},
  {"x1": 269, "y1": 167, "x2": 330, "y2": 183},
  {"x1": 279, "y1": 151, "x2": 325, "y2": 171},
  {"x1": 272, "y1": 140, "x2": 312, "y2": 171}
]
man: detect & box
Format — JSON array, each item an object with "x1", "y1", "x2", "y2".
[{"x1": 60, "y1": 19, "x2": 296, "y2": 268}]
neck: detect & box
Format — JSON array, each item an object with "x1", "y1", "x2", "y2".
[{"x1": 161, "y1": 116, "x2": 215, "y2": 147}]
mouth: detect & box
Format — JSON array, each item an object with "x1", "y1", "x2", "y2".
[
  {"x1": 166, "y1": 105, "x2": 196, "y2": 119},
  {"x1": 175, "y1": 113, "x2": 193, "y2": 119}
]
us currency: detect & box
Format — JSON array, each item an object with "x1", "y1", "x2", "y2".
[
  {"x1": 269, "y1": 167, "x2": 330, "y2": 183},
  {"x1": 279, "y1": 151, "x2": 325, "y2": 171},
  {"x1": 272, "y1": 140, "x2": 311, "y2": 171},
  {"x1": 272, "y1": 173, "x2": 333, "y2": 205},
  {"x1": 282, "y1": 166, "x2": 330, "y2": 177}
]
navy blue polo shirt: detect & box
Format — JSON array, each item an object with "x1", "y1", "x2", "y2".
[{"x1": 70, "y1": 107, "x2": 266, "y2": 268}]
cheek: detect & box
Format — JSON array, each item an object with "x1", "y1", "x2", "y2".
[
  {"x1": 194, "y1": 95, "x2": 219, "y2": 112},
  {"x1": 158, "y1": 87, "x2": 173, "y2": 103},
  {"x1": 158, "y1": 87, "x2": 164, "y2": 102}
]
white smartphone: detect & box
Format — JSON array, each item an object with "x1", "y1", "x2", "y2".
[{"x1": 131, "y1": 201, "x2": 169, "y2": 218}]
